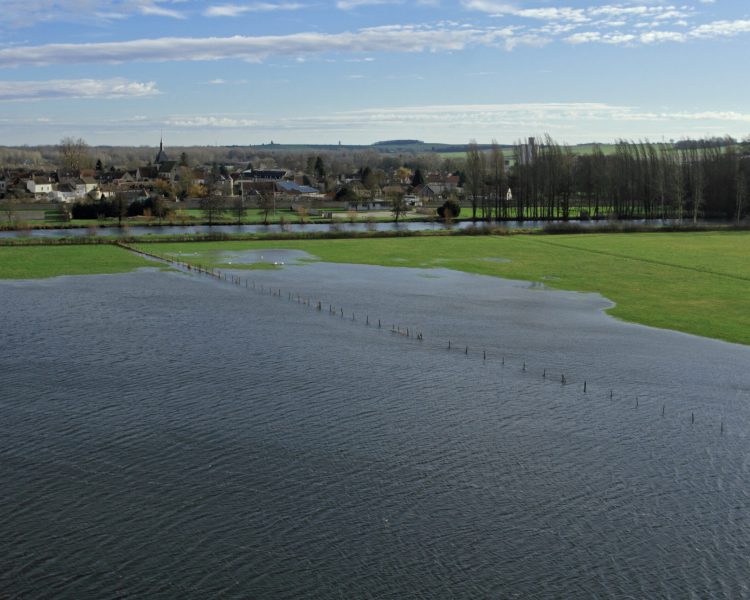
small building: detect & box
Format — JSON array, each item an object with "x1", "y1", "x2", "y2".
[
  {"x1": 416, "y1": 183, "x2": 443, "y2": 201},
  {"x1": 241, "y1": 168, "x2": 289, "y2": 182},
  {"x1": 136, "y1": 166, "x2": 159, "y2": 182},
  {"x1": 26, "y1": 176, "x2": 53, "y2": 197},
  {"x1": 77, "y1": 176, "x2": 99, "y2": 196},
  {"x1": 347, "y1": 200, "x2": 387, "y2": 211},
  {"x1": 52, "y1": 182, "x2": 78, "y2": 203}
]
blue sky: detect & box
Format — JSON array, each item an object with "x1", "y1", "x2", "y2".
[{"x1": 0, "y1": 0, "x2": 748, "y2": 146}]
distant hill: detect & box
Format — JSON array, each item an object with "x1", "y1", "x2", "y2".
[{"x1": 373, "y1": 140, "x2": 424, "y2": 146}]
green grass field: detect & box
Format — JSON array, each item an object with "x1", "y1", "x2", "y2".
[
  {"x1": 135, "y1": 232, "x2": 750, "y2": 345},
  {"x1": 0, "y1": 245, "x2": 159, "y2": 279}
]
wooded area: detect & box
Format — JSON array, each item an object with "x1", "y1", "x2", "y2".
[{"x1": 502, "y1": 136, "x2": 750, "y2": 222}]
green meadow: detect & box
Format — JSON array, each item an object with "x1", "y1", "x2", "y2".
[
  {"x1": 135, "y1": 232, "x2": 750, "y2": 346},
  {"x1": 0, "y1": 245, "x2": 158, "y2": 279}
]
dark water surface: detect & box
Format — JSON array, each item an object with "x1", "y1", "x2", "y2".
[
  {"x1": 2, "y1": 260, "x2": 750, "y2": 598},
  {"x1": 0, "y1": 217, "x2": 695, "y2": 239}
]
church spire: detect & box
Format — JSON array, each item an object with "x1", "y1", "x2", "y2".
[{"x1": 155, "y1": 132, "x2": 168, "y2": 164}]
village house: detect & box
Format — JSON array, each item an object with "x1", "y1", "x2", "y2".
[
  {"x1": 77, "y1": 176, "x2": 99, "y2": 196},
  {"x1": 51, "y1": 183, "x2": 79, "y2": 203},
  {"x1": 425, "y1": 173, "x2": 461, "y2": 194},
  {"x1": 274, "y1": 180, "x2": 320, "y2": 203},
  {"x1": 415, "y1": 183, "x2": 443, "y2": 202},
  {"x1": 26, "y1": 175, "x2": 54, "y2": 198},
  {"x1": 239, "y1": 167, "x2": 292, "y2": 202}
]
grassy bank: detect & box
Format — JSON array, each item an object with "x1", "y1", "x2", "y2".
[
  {"x1": 135, "y1": 232, "x2": 750, "y2": 345},
  {"x1": 0, "y1": 245, "x2": 160, "y2": 279}
]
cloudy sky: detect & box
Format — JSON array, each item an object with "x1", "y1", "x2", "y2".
[{"x1": 0, "y1": 0, "x2": 748, "y2": 146}]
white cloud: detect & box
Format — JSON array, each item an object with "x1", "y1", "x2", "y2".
[
  {"x1": 337, "y1": 0, "x2": 397, "y2": 8},
  {"x1": 0, "y1": 25, "x2": 518, "y2": 67},
  {"x1": 337, "y1": 0, "x2": 439, "y2": 8},
  {"x1": 152, "y1": 103, "x2": 750, "y2": 133},
  {"x1": 516, "y1": 7, "x2": 589, "y2": 23},
  {"x1": 1, "y1": 0, "x2": 187, "y2": 27},
  {"x1": 9, "y1": 102, "x2": 750, "y2": 145},
  {"x1": 202, "y1": 78, "x2": 249, "y2": 84},
  {"x1": 165, "y1": 115, "x2": 260, "y2": 127},
  {"x1": 668, "y1": 110, "x2": 750, "y2": 123},
  {"x1": 605, "y1": 33, "x2": 636, "y2": 45},
  {"x1": 2, "y1": 1, "x2": 748, "y2": 65},
  {"x1": 565, "y1": 31, "x2": 601, "y2": 44},
  {"x1": 690, "y1": 19, "x2": 750, "y2": 39},
  {"x1": 454, "y1": 1, "x2": 750, "y2": 48},
  {"x1": 462, "y1": 1, "x2": 697, "y2": 32},
  {"x1": 139, "y1": 3, "x2": 186, "y2": 19},
  {"x1": 566, "y1": 31, "x2": 642, "y2": 45},
  {"x1": 588, "y1": 6, "x2": 648, "y2": 18},
  {"x1": 0, "y1": 78, "x2": 160, "y2": 101},
  {"x1": 204, "y1": 3, "x2": 304, "y2": 17},
  {"x1": 460, "y1": 1, "x2": 516, "y2": 14},
  {"x1": 639, "y1": 30, "x2": 686, "y2": 44}
]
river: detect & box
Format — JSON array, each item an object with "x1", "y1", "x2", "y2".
[{"x1": 0, "y1": 218, "x2": 692, "y2": 239}]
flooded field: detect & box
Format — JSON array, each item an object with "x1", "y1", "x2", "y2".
[{"x1": 2, "y1": 257, "x2": 749, "y2": 598}]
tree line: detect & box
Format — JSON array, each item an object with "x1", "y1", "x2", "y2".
[{"x1": 463, "y1": 135, "x2": 750, "y2": 223}]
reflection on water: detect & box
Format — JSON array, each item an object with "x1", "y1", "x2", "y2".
[
  {"x1": 0, "y1": 218, "x2": 697, "y2": 238},
  {"x1": 1, "y1": 263, "x2": 749, "y2": 598}
]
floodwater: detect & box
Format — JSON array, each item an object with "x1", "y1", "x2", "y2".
[{"x1": 2, "y1": 256, "x2": 750, "y2": 598}]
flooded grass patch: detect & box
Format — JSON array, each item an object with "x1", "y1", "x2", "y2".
[{"x1": 136, "y1": 232, "x2": 750, "y2": 345}]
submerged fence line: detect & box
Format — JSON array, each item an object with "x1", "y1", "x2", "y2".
[{"x1": 117, "y1": 241, "x2": 729, "y2": 436}]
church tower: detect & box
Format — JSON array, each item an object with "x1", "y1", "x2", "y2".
[{"x1": 155, "y1": 135, "x2": 169, "y2": 164}]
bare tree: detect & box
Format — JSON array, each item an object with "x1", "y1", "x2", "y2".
[
  {"x1": 2, "y1": 198, "x2": 18, "y2": 225},
  {"x1": 257, "y1": 191, "x2": 274, "y2": 225},
  {"x1": 58, "y1": 137, "x2": 92, "y2": 173},
  {"x1": 113, "y1": 192, "x2": 127, "y2": 228},
  {"x1": 686, "y1": 144, "x2": 704, "y2": 224},
  {"x1": 489, "y1": 140, "x2": 506, "y2": 220},
  {"x1": 151, "y1": 194, "x2": 167, "y2": 225},
  {"x1": 199, "y1": 195, "x2": 225, "y2": 226},
  {"x1": 465, "y1": 140, "x2": 486, "y2": 220},
  {"x1": 232, "y1": 196, "x2": 246, "y2": 225},
  {"x1": 735, "y1": 170, "x2": 746, "y2": 224},
  {"x1": 389, "y1": 190, "x2": 407, "y2": 222}
]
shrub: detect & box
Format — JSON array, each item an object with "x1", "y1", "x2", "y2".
[{"x1": 437, "y1": 199, "x2": 461, "y2": 220}]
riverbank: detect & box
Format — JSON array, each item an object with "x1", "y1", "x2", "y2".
[
  {"x1": 1, "y1": 220, "x2": 748, "y2": 246},
  {"x1": 3, "y1": 214, "x2": 744, "y2": 239}
]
